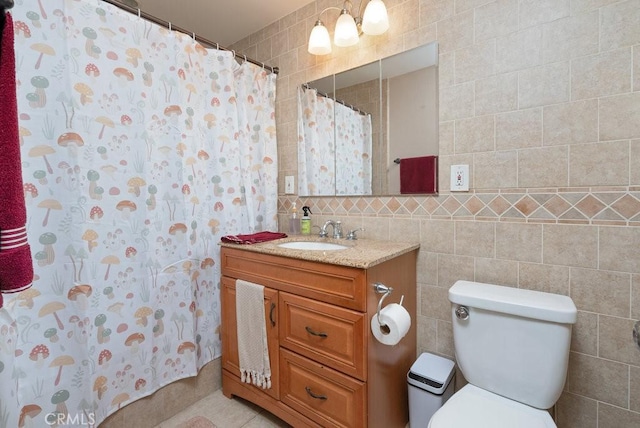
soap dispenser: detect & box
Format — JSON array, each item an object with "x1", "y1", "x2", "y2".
[
  {"x1": 300, "y1": 206, "x2": 312, "y2": 235},
  {"x1": 289, "y1": 203, "x2": 300, "y2": 234}
]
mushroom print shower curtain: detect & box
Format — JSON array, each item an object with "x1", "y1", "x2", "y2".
[
  {"x1": 334, "y1": 102, "x2": 372, "y2": 195},
  {"x1": 297, "y1": 86, "x2": 371, "y2": 196},
  {"x1": 297, "y1": 86, "x2": 335, "y2": 196},
  {"x1": 0, "y1": 0, "x2": 277, "y2": 426}
]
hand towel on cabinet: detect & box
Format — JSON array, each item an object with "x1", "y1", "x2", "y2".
[{"x1": 235, "y1": 279, "x2": 272, "y2": 389}]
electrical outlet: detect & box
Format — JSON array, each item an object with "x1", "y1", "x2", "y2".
[
  {"x1": 450, "y1": 164, "x2": 469, "y2": 192},
  {"x1": 285, "y1": 175, "x2": 295, "y2": 194}
]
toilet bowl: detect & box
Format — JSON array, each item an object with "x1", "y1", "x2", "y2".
[{"x1": 427, "y1": 280, "x2": 577, "y2": 428}]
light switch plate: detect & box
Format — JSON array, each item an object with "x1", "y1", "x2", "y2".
[
  {"x1": 450, "y1": 164, "x2": 469, "y2": 192},
  {"x1": 285, "y1": 175, "x2": 295, "y2": 194}
]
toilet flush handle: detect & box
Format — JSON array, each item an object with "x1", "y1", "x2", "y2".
[
  {"x1": 455, "y1": 305, "x2": 469, "y2": 320},
  {"x1": 633, "y1": 320, "x2": 640, "y2": 350}
]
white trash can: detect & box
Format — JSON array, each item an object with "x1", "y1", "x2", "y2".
[{"x1": 407, "y1": 353, "x2": 455, "y2": 427}]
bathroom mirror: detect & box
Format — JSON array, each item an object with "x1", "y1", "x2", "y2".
[{"x1": 297, "y1": 42, "x2": 439, "y2": 196}]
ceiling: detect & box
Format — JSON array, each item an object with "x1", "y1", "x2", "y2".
[{"x1": 133, "y1": 0, "x2": 316, "y2": 47}]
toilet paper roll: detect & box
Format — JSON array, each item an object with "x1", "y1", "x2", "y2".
[{"x1": 370, "y1": 303, "x2": 411, "y2": 346}]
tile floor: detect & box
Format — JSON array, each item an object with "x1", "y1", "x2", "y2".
[{"x1": 155, "y1": 389, "x2": 291, "y2": 428}]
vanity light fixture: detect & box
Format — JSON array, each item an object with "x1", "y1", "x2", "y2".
[{"x1": 307, "y1": 0, "x2": 389, "y2": 55}]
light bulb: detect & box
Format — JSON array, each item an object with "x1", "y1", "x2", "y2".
[
  {"x1": 362, "y1": 0, "x2": 389, "y2": 35},
  {"x1": 308, "y1": 20, "x2": 332, "y2": 55},
  {"x1": 334, "y1": 9, "x2": 359, "y2": 47}
]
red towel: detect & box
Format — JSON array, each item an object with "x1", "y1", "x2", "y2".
[
  {"x1": 221, "y1": 231, "x2": 288, "y2": 245},
  {"x1": 400, "y1": 156, "x2": 438, "y2": 194},
  {"x1": 0, "y1": 12, "x2": 34, "y2": 307}
]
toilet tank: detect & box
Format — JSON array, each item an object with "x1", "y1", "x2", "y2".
[{"x1": 449, "y1": 280, "x2": 577, "y2": 410}]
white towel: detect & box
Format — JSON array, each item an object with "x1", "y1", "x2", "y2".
[{"x1": 235, "y1": 279, "x2": 272, "y2": 389}]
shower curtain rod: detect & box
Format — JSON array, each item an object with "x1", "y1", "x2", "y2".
[
  {"x1": 302, "y1": 83, "x2": 369, "y2": 116},
  {"x1": 101, "y1": 0, "x2": 279, "y2": 74}
]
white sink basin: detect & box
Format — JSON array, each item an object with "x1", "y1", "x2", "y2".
[{"x1": 277, "y1": 241, "x2": 348, "y2": 251}]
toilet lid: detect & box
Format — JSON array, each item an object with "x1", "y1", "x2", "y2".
[{"x1": 428, "y1": 384, "x2": 556, "y2": 428}]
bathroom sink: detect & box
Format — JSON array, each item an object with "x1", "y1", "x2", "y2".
[{"x1": 277, "y1": 241, "x2": 348, "y2": 251}]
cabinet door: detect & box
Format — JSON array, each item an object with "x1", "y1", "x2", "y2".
[{"x1": 221, "y1": 276, "x2": 279, "y2": 399}]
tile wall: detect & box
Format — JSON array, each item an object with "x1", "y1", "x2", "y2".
[{"x1": 230, "y1": 0, "x2": 640, "y2": 426}]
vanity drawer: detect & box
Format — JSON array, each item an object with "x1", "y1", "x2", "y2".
[
  {"x1": 280, "y1": 349, "x2": 366, "y2": 428},
  {"x1": 280, "y1": 292, "x2": 366, "y2": 381},
  {"x1": 221, "y1": 247, "x2": 367, "y2": 311}
]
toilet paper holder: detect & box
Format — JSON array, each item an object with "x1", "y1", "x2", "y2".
[{"x1": 373, "y1": 282, "x2": 405, "y2": 328}]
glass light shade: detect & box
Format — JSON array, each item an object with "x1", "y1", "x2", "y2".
[
  {"x1": 334, "y1": 10, "x2": 359, "y2": 47},
  {"x1": 308, "y1": 21, "x2": 332, "y2": 55},
  {"x1": 361, "y1": 0, "x2": 389, "y2": 35}
]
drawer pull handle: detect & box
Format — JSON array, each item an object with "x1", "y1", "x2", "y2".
[
  {"x1": 269, "y1": 303, "x2": 276, "y2": 327},
  {"x1": 305, "y1": 386, "x2": 327, "y2": 400},
  {"x1": 305, "y1": 326, "x2": 328, "y2": 338}
]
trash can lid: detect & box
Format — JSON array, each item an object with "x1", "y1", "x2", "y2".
[{"x1": 407, "y1": 352, "x2": 455, "y2": 394}]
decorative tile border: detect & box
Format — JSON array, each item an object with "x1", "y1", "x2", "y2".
[{"x1": 282, "y1": 186, "x2": 640, "y2": 226}]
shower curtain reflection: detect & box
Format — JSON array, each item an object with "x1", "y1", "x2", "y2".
[
  {"x1": 335, "y1": 102, "x2": 372, "y2": 195},
  {"x1": 0, "y1": 0, "x2": 277, "y2": 426},
  {"x1": 297, "y1": 86, "x2": 372, "y2": 196}
]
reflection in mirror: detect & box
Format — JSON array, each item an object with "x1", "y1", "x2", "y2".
[
  {"x1": 297, "y1": 61, "x2": 378, "y2": 196},
  {"x1": 297, "y1": 42, "x2": 439, "y2": 196}
]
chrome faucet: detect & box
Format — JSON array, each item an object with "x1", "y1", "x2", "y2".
[
  {"x1": 319, "y1": 220, "x2": 343, "y2": 239},
  {"x1": 346, "y1": 228, "x2": 365, "y2": 240}
]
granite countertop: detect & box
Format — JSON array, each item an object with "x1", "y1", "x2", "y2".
[{"x1": 219, "y1": 235, "x2": 420, "y2": 269}]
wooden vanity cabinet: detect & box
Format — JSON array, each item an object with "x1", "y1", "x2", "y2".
[{"x1": 221, "y1": 246, "x2": 417, "y2": 428}]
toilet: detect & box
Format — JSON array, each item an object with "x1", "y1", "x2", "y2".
[{"x1": 428, "y1": 280, "x2": 577, "y2": 428}]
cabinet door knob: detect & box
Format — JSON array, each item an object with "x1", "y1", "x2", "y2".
[
  {"x1": 305, "y1": 386, "x2": 327, "y2": 400},
  {"x1": 305, "y1": 326, "x2": 328, "y2": 338},
  {"x1": 269, "y1": 303, "x2": 276, "y2": 327}
]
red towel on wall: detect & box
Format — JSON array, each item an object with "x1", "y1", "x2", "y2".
[
  {"x1": 221, "y1": 231, "x2": 287, "y2": 245},
  {"x1": 400, "y1": 155, "x2": 438, "y2": 194},
  {"x1": 0, "y1": 12, "x2": 34, "y2": 308}
]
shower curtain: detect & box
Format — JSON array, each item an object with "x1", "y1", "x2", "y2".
[
  {"x1": 297, "y1": 86, "x2": 335, "y2": 196},
  {"x1": 334, "y1": 102, "x2": 372, "y2": 195},
  {"x1": 0, "y1": 0, "x2": 277, "y2": 426},
  {"x1": 297, "y1": 86, "x2": 372, "y2": 196}
]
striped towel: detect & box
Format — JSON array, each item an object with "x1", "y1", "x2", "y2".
[
  {"x1": 221, "y1": 231, "x2": 287, "y2": 245},
  {"x1": 0, "y1": 12, "x2": 34, "y2": 308},
  {"x1": 235, "y1": 279, "x2": 271, "y2": 389}
]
